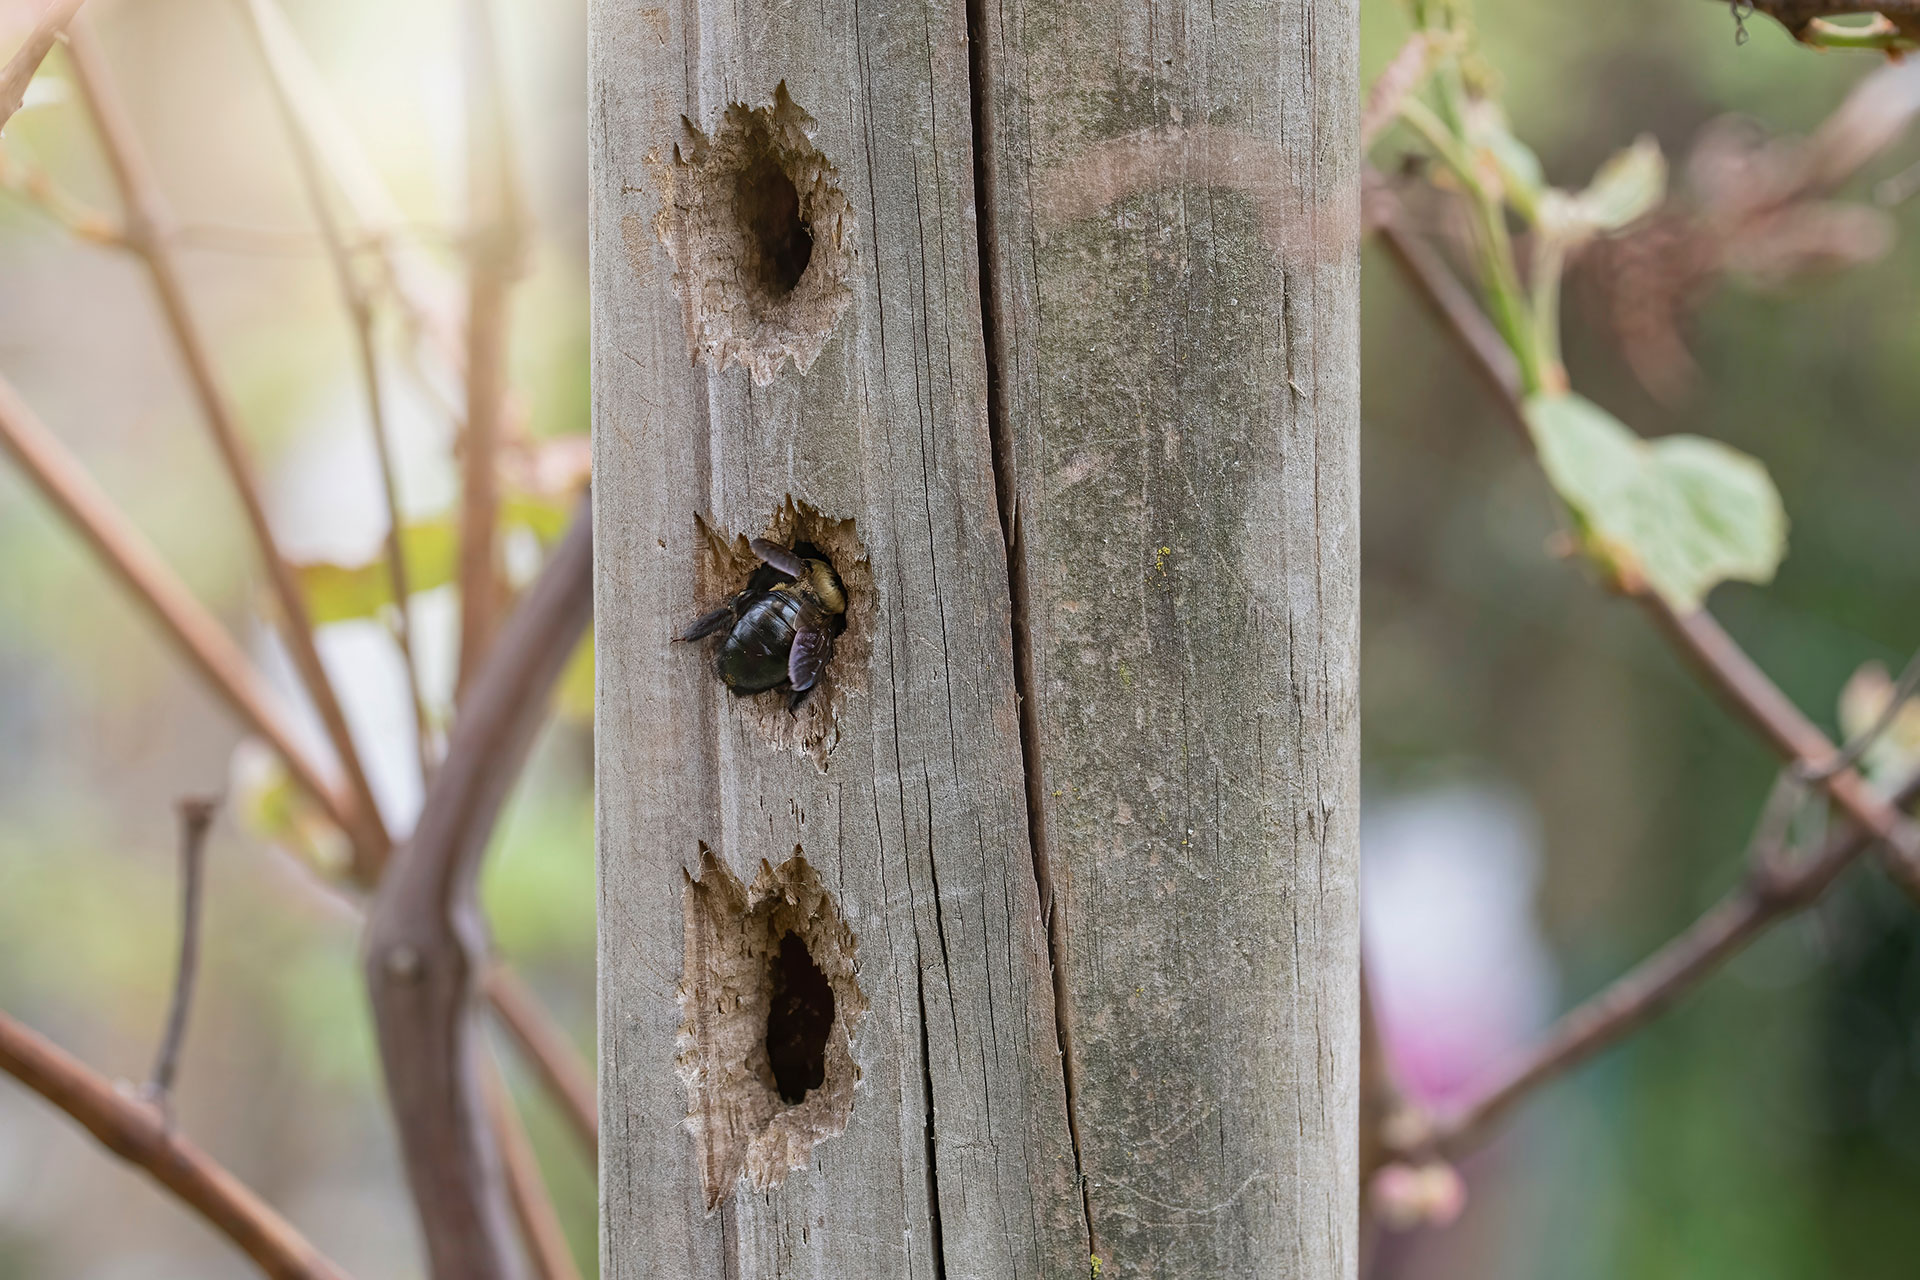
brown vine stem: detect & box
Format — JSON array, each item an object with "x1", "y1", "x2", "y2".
[
  {"x1": 0, "y1": 1008, "x2": 353, "y2": 1280},
  {"x1": 1646, "y1": 600, "x2": 1920, "y2": 894},
  {"x1": 366, "y1": 503, "x2": 591, "y2": 1280},
  {"x1": 1747, "y1": 1, "x2": 1920, "y2": 39},
  {"x1": 1416, "y1": 768, "x2": 1920, "y2": 1161},
  {"x1": 454, "y1": 0, "x2": 527, "y2": 702},
  {"x1": 0, "y1": 374, "x2": 354, "y2": 842},
  {"x1": 0, "y1": 0, "x2": 86, "y2": 132},
  {"x1": 481, "y1": 1052, "x2": 585, "y2": 1280},
  {"x1": 64, "y1": 18, "x2": 391, "y2": 879},
  {"x1": 479, "y1": 963, "x2": 598, "y2": 1157},
  {"x1": 1373, "y1": 204, "x2": 1920, "y2": 1160},
  {"x1": 240, "y1": 0, "x2": 436, "y2": 784}
]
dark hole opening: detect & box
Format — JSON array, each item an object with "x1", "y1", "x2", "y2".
[
  {"x1": 765, "y1": 930, "x2": 834, "y2": 1105},
  {"x1": 735, "y1": 148, "x2": 813, "y2": 297}
]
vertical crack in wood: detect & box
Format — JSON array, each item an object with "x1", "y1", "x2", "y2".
[
  {"x1": 963, "y1": 0, "x2": 1097, "y2": 1262},
  {"x1": 913, "y1": 958, "x2": 949, "y2": 1280}
]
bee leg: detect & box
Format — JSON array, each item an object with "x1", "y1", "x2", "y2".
[
  {"x1": 788, "y1": 683, "x2": 815, "y2": 714},
  {"x1": 676, "y1": 591, "x2": 749, "y2": 642}
]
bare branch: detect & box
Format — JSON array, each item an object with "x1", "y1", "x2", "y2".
[
  {"x1": 1403, "y1": 765, "x2": 1920, "y2": 1162},
  {"x1": 0, "y1": 0, "x2": 86, "y2": 133},
  {"x1": 0, "y1": 1007, "x2": 353, "y2": 1280},
  {"x1": 145, "y1": 796, "x2": 220, "y2": 1114},
  {"x1": 454, "y1": 0, "x2": 528, "y2": 701},
  {"x1": 239, "y1": 0, "x2": 435, "y2": 783},
  {"x1": 1371, "y1": 196, "x2": 1920, "y2": 1154},
  {"x1": 480, "y1": 1053, "x2": 585, "y2": 1280},
  {"x1": 1372, "y1": 212, "x2": 1525, "y2": 440},
  {"x1": 1645, "y1": 601, "x2": 1920, "y2": 896},
  {"x1": 64, "y1": 18, "x2": 391, "y2": 878},
  {"x1": 479, "y1": 963, "x2": 597, "y2": 1158},
  {"x1": 365, "y1": 504, "x2": 591, "y2": 1280},
  {"x1": 0, "y1": 142, "x2": 123, "y2": 243},
  {"x1": 0, "y1": 373, "x2": 355, "y2": 845}
]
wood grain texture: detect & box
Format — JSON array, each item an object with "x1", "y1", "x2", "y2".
[
  {"x1": 589, "y1": 2, "x2": 1086, "y2": 1277},
  {"x1": 973, "y1": 0, "x2": 1362, "y2": 1275}
]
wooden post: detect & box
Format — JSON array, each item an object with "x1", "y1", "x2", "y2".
[{"x1": 590, "y1": 0, "x2": 1359, "y2": 1275}]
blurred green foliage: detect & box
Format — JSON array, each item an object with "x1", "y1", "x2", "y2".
[{"x1": 1365, "y1": 1, "x2": 1920, "y2": 1276}]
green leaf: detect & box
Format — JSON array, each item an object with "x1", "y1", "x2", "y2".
[
  {"x1": 231, "y1": 740, "x2": 352, "y2": 877},
  {"x1": 296, "y1": 518, "x2": 460, "y2": 625},
  {"x1": 1524, "y1": 393, "x2": 1787, "y2": 610},
  {"x1": 1463, "y1": 99, "x2": 1544, "y2": 211},
  {"x1": 503, "y1": 492, "x2": 576, "y2": 543},
  {"x1": 1576, "y1": 135, "x2": 1666, "y2": 233},
  {"x1": 294, "y1": 498, "x2": 574, "y2": 625},
  {"x1": 1838, "y1": 661, "x2": 1920, "y2": 785}
]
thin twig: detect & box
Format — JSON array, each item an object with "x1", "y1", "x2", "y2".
[
  {"x1": 1373, "y1": 214, "x2": 1526, "y2": 442},
  {"x1": 480, "y1": 1052, "x2": 585, "y2": 1280},
  {"x1": 366, "y1": 503, "x2": 591, "y2": 1280},
  {"x1": 0, "y1": 1008, "x2": 353, "y2": 1280},
  {"x1": 1646, "y1": 601, "x2": 1920, "y2": 894},
  {"x1": 0, "y1": 372, "x2": 595, "y2": 1159},
  {"x1": 1403, "y1": 766, "x2": 1920, "y2": 1161},
  {"x1": 145, "y1": 795, "x2": 220, "y2": 1115},
  {"x1": 241, "y1": 0, "x2": 436, "y2": 783},
  {"x1": 480, "y1": 963, "x2": 597, "y2": 1157},
  {"x1": 0, "y1": 373, "x2": 355, "y2": 843},
  {"x1": 1358, "y1": 963, "x2": 1413, "y2": 1184},
  {"x1": 454, "y1": 0, "x2": 527, "y2": 701},
  {"x1": 0, "y1": 0, "x2": 86, "y2": 132},
  {"x1": 0, "y1": 142, "x2": 123, "y2": 243},
  {"x1": 65, "y1": 18, "x2": 391, "y2": 879}
]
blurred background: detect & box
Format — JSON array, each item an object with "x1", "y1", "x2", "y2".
[{"x1": 0, "y1": 0, "x2": 1916, "y2": 1277}]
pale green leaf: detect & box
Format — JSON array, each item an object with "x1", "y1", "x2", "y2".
[
  {"x1": 296, "y1": 518, "x2": 460, "y2": 624},
  {"x1": 1577, "y1": 135, "x2": 1666, "y2": 233},
  {"x1": 1524, "y1": 393, "x2": 1787, "y2": 610},
  {"x1": 230, "y1": 740, "x2": 352, "y2": 877},
  {"x1": 1837, "y1": 661, "x2": 1920, "y2": 784},
  {"x1": 1463, "y1": 99, "x2": 1544, "y2": 210},
  {"x1": 295, "y1": 497, "x2": 576, "y2": 625}
]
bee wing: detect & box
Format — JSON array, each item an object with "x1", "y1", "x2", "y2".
[
  {"x1": 787, "y1": 623, "x2": 834, "y2": 692},
  {"x1": 750, "y1": 538, "x2": 808, "y2": 580}
]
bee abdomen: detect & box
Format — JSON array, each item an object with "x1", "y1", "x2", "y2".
[{"x1": 717, "y1": 592, "x2": 806, "y2": 693}]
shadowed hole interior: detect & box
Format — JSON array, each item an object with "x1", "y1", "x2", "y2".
[
  {"x1": 766, "y1": 930, "x2": 834, "y2": 1104},
  {"x1": 736, "y1": 149, "x2": 813, "y2": 296}
]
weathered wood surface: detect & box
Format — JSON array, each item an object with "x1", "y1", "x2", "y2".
[
  {"x1": 592, "y1": 0, "x2": 1360, "y2": 1276},
  {"x1": 974, "y1": 0, "x2": 1362, "y2": 1274},
  {"x1": 589, "y1": 2, "x2": 1085, "y2": 1277}
]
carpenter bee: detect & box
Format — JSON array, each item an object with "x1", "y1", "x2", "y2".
[{"x1": 677, "y1": 538, "x2": 846, "y2": 710}]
